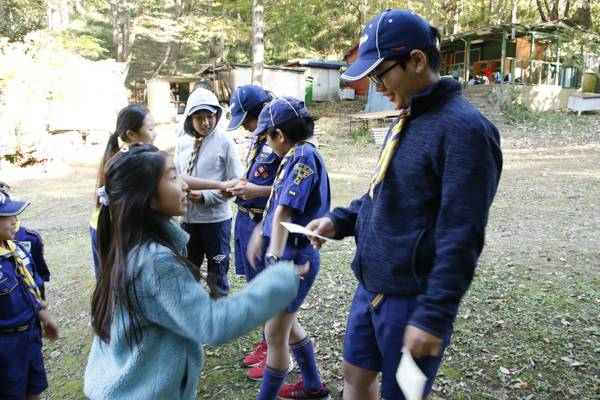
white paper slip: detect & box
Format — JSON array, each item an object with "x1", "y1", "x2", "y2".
[
  {"x1": 279, "y1": 222, "x2": 335, "y2": 242},
  {"x1": 396, "y1": 349, "x2": 427, "y2": 400}
]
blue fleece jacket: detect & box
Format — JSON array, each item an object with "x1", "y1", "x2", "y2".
[
  {"x1": 328, "y1": 78, "x2": 502, "y2": 339},
  {"x1": 84, "y1": 221, "x2": 299, "y2": 400}
]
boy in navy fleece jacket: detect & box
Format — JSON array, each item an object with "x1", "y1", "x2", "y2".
[{"x1": 307, "y1": 9, "x2": 502, "y2": 400}]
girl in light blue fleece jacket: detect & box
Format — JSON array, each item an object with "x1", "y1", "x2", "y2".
[{"x1": 84, "y1": 143, "x2": 302, "y2": 400}]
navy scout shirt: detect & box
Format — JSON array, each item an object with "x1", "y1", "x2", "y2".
[
  {"x1": 0, "y1": 242, "x2": 43, "y2": 330},
  {"x1": 262, "y1": 142, "x2": 331, "y2": 238},
  {"x1": 235, "y1": 138, "x2": 281, "y2": 210}
]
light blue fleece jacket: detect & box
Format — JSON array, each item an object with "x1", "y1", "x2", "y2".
[{"x1": 84, "y1": 221, "x2": 299, "y2": 400}]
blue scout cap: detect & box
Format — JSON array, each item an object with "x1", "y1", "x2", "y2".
[
  {"x1": 228, "y1": 85, "x2": 272, "y2": 131},
  {"x1": 341, "y1": 9, "x2": 437, "y2": 82},
  {"x1": 254, "y1": 96, "x2": 308, "y2": 136},
  {"x1": 0, "y1": 192, "x2": 29, "y2": 217},
  {"x1": 188, "y1": 104, "x2": 217, "y2": 115}
]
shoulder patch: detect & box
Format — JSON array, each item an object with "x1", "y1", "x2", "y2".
[{"x1": 293, "y1": 163, "x2": 314, "y2": 185}]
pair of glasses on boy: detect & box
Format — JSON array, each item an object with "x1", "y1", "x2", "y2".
[{"x1": 368, "y1": 61, "x2": 400, "y2": 86}]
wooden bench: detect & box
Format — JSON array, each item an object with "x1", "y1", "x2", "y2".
[
  {"x1": 566, "y1": 93, "x2": 600, "y2": 116},
  {"x1": 369, "y1": 127, "x2": 388, "y2": 145}
]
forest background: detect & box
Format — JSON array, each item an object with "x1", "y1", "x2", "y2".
[{"x1": 2, "y1": 0, "x2": 600, "y2": 92}]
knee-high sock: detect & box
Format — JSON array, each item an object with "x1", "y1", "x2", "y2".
[
  {"x1": 256, "y1": 364, "x2": 287, "y2": 400},
  {"x1": 289, "y1": 335, "x2": 322, "y2": 391}
]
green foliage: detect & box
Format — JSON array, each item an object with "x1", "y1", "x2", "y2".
[
  {"x1": 350, "y1": 125, "x2": 370, "y2": 143},
  {"x1": 0, "y1": 0, "x2": 46, "y2": 42}
]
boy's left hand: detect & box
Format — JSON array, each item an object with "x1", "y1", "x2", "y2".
[
  {"x1": 44, "y1": 319, "x2": 60, "y2": 340},
  {"x1": 187, "y1": 190, "x2": 205, "y2": 204}
]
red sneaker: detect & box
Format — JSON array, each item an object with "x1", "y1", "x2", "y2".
[
  {"x1": 247, "y1": 354, "x2": 294, "y2": 381},
  {"x1": 244, "y1": 341, "x2": 268, "y2": 367},
  {"x1": 278, "y1": 381, "x2": 331, "y2": 399}
]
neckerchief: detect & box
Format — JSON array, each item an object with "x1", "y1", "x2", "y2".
[
  {"x1": 0, "y1": 240, "x2": 41, "y2": 302},
  {"x1": 263, "y1": 139, "x2": 313, "y2": 218},
  {"x1": 369, "y1": 107, "x2": 411, "y2": 198},
  {"x1": 244, "y1": 135, "x2": 267, "y2": 179},
  {"x1": 186, "y1": 132, "x2": 205, "y2": 175}
]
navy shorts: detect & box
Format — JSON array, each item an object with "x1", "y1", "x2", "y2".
[
  {"x1": 234, "y1": 210, "x2": 262, "y2": 283},
  {"x1": 263, "y1": 237, "x2": 320, "y2": 313},
  {"x1": 0, "y1": 326, "x2": 48, "y2": 399},
  {"x1": 343, "y1": 284, "x2": 452, "y2": 400}
]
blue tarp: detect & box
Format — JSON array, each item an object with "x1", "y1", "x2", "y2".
[{"x1": 364, "y1": 81, "x2": 395, "y2": 113}]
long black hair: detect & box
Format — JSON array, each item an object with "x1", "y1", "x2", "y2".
[
  {"x1": 91, "y1": 143, "x2": 200, "y2": 346},
  {"x1": 96, "y1": 105, "x2": 149, "y2": 206}
]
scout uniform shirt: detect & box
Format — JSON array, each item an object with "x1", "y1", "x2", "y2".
[
  {"x1": 0, "y1": 241, "x2": 43, "y2": 331},
  {"x1": 14, "y1": 224, "x2": 50, "y2": 283},
  {"x1": 262, "y1": 142, "x2": 330, "y2": 238},
  {"x1": 235, "y1": 137, "x2": 281, "y2": 220}
]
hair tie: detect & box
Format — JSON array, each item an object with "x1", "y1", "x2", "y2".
[
  {"x1": 97, "y1": 186, "x2": 111, "y2": 206},
  {"x1": 121, "y1": 146, "x2": 130, "y2": 153}
]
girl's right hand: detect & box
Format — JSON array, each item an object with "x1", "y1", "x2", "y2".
[
  {"x1": 294, "y1": 261, "x2": 310, "y2": 279},
  {"x1": 246, "y1": 227, "x2": 264, "y2": 270}
]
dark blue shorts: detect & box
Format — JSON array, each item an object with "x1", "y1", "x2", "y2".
[
  {"x1": 234, "y1": 210, "x2": 262, "y2": 282},
  {"x1": 343, "y1": 284, "x2": 452, "y2": 400},
  {"x1": 0, "y1": 326, "x2": 48, "y2": 399},
  {"x1": 263, "y1": 237, "x2": 320, "y2": 313}
]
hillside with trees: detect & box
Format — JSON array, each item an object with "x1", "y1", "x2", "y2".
[{"x1": 2, "y1": 0, "x2": 599, "y2": 91}]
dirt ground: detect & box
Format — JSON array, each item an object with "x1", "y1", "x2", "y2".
[{"x1": 2, "y1": 104, "x2": 600, "y2": 399}]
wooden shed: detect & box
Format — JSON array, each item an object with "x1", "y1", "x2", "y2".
[
  {"x1": 146, "y1": 77, "x2": 204, "y2": 124},
  {"x1": 213, "y1": 63, "x2": 307, "y2": 102},
  {"x1": 343, "y1": 44, "x2": 370, "y2": 97},
  {"x1": 283, "y1": 60, "x2": 346, "y2": 101}
]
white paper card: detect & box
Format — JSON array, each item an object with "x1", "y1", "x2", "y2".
[
  {"x1": 396, "y1": 350, "x2": 427, "y2": 400},
  {"x1": 279, "y1": 222, "x2": 335, "y2": 242}
]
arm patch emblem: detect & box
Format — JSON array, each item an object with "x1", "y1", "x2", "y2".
[{"x1": 293, "y1": 164, "x2": 313, "y2": 185}]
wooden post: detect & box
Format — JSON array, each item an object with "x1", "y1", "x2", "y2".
[
  {"x1": 556, "y1": 39, "x2": 561, "y2": 86},
  {"x1": 529, "y1": 33, "x2": 535, "y2": 85},
  {"x1": 464, "y1": 38, "x2": 471, "y2": 87},
  {"x1": 501, "y1": 30, "x2": 507, "y2": 86}
]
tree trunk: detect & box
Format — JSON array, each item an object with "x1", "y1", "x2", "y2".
[
  {"x1": 75, "y1": 0, "x2": 84, "y2": 14},
  {"x1": 535, "y1": 0, "x2": 548, "y2": 22},
  {"x1": 111, "y1": 1, "x2": 123, "y2": 62},
  {"x1": 497, "y1": 0, "x2": 503, "y2": 24},
  {"x1": 123, "y1": 0, "x2": 131, "y2": 59},
  {"x1": 165, "y1": 0, "x2": 183, "y2": 76},
  {"x1": 151, "y1": 43, "x2": 172, "y2": 80},
  {"x1": 252, "y1": 0, "x2": 264, "y2": 86},
  {"x1": 564, "y1": 0, "x2": 570, "y2": 19},
  {"x1": 60, "y1": 0, "x2": 68, "y2": 30},
  {"x1": 572, "y1": 1, "x2": 592, "y2": 29},
  {"x1": 511, "y1": 0, "x2": 517, "y2": 23},
  {"x1": 489, "y1": 0, "x2": 494, "y2": 25},
  {"x1": 167, "y1": 43, "x2": 181, "y2": 76},
  {"x1": 122, "y1": 1, "x2": 143, "y2": 81}
]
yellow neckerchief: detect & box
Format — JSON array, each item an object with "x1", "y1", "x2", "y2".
[
  {"x1": 369, "y1": 107, "x2": 411, "y2": 198},
  {"x1": 186, "y1": 131, "x2": 205, "y2": 175},
  {"x1": 0, "y1": 240, "x2": 42, "y2": 302},
  {"x1": 263, "y1": 139, "x2": 313, "y2": 218},
  {"x1": 244, "y1": 134, "x2": 267, "y2": 179}
]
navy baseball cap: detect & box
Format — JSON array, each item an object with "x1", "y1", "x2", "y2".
[
  {"x1": 0, "y1": 192, "x2": 29, "y2": 217},
  {"x1": 341, "y1": 9, "x2": 437, "y2": 82},
  {"x1": 254, "y1": 96, "x2": 308, "y2": 136},
  {"x1": 228, "y1": 85, "x2": 272, "y2": 131},
  {"x1": 188, "y1": 104, "x2": 217, "y2": 115}
]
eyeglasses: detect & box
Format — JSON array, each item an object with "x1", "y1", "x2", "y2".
[{"x1": 368, "y1": 62, "x2": 400, "y2": 86}]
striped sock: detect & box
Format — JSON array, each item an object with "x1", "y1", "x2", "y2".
[
  {"x1": 256, "y1": 363, "x2": 288, "y2": 400},
  {"x1": 289, "y1": 335, "x2": 322, "y2": 391}
]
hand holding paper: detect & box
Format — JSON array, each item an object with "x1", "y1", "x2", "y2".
[
  {"x1": 280, "y1": 222, "x2": 335, "y2": 242},
  {"x1": 396, "y1": 349, "x2": 427, "y2": 400}
]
